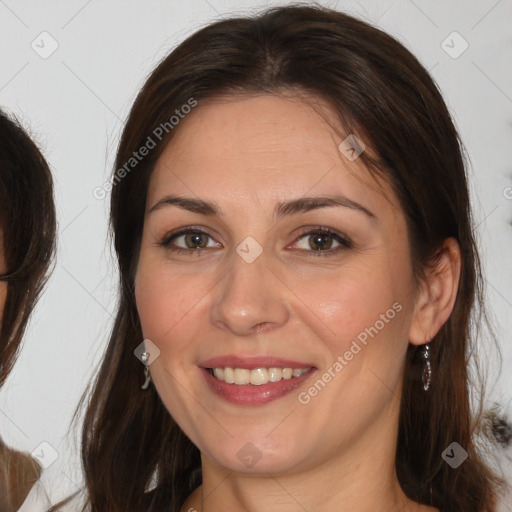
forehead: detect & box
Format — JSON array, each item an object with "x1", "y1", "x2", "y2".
[{"x1": 147, "y1": 94, "x2": 399, "y2": 216}]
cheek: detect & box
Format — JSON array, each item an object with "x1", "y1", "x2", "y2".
[
  {"x1": 134, "y1": 260, "x2": 217, "y2": 439},
  {"x1": 134, "y1": 258, "x2": 215, "y2": 369},
  {"x1": 290, "y1": 267, "x2": 411, "y2": 427},
  {"x1": 135, "y1": 269, "x2": 181, "y2": 340},
  {"x1": 292, "y1": 261, "x2": 409, "y2": 351},
  {"x1": 136, "y1": 269, "x2": 194, "y2": 345},
  {"x1": 288, "y1": 258, "x2": 414, "y2": 419}
]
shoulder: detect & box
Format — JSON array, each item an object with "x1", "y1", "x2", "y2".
[
  {"x1": 16, "y1": 480, "x2": 50, "y2": 512},
  {"x1": 0, "y1": 438, "x2": 42, "y2": 512}
]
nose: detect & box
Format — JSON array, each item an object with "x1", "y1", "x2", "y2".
[{"x1": 209, "y1": 248, "x2": 290, "y2": 336}]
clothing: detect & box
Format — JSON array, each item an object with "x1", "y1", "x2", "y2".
[
  {"x1": 16, "y1": 480, "x2": 51, "y2": 512},
  {"x1": 0, "y1": 436, "x2": 43, "y2": 512}
]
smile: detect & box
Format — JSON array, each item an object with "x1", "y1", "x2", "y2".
[{"x1": 208, "y1": 366, "x2": 312, "y2": 385}]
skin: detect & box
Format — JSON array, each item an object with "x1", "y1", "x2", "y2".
[{"x1": 135, "y1": 94, "x2": 461, "y2": 512}]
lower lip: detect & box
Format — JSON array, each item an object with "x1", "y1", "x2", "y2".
[{"x1": 200, "y1": 367, "x2": 316, "y2": 405}]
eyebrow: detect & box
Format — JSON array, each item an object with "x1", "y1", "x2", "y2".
[{"x1": 149, "y1": 195, "x2": 376, "y2": 220}]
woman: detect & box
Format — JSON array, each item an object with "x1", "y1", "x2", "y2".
[
  {"x1": 0, "y1": 109, "x2": 56, "y2": 511},
  {"x1": 58, "y1": 5, "x2": 507, "y2": 511}
]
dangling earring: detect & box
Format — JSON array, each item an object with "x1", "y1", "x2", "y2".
[
  {"x1": 421, "y1": 342, "x2": 432, "y2": 392},
  {"x1": 141, "y1": 351, "x2": 152, "y2": 390}
]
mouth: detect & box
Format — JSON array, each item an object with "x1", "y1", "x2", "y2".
[
  {"x1": 198, "y1": 356, "x2": 317, "y2": 405},
  {"x1": 206, "y1": 366, "x2": 312, "y2": 385}
]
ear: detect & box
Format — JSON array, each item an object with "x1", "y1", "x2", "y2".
[{"x1": 408, "y1": 237, "x2": 461, "y2": 346}]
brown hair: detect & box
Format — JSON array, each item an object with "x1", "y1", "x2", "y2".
[
  {"x1": 57, "y1": 5, "x2": 502, "y2": 511},
  {"x1": 0, "y1": 110, "x2": 56, "y2": 507},
  {"x1": 0, "y1": 109, "x2": 56, "y2": 385}
]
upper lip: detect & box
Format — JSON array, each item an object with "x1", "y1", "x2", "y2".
[{"x1": 199, "y1": 355, "x2": 315, "y2": 370}]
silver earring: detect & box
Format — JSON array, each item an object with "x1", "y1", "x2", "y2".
[
  {"x1": 421, "y1": 342, "x2": 432, "y2": 392},
  {"x1": 141, "y1": 352, "x2": 152, "y2": 390}
]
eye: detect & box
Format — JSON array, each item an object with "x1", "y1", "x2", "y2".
[
  {"x1": 292, "y1": 227, "x2": 352, "y2": 256},
  {"x1": 159, "y1": 228, "x2": 221, "y2": 254},
  {"x1": 159, "y1": 226, "x2": 351, "y2": 257}
]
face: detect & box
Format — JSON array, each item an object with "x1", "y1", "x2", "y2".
[{"x1": 135, "y1": 94, "x2": 421, "y2": 475}]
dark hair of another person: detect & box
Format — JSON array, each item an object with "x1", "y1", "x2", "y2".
[
  {"x1": 0, "y1": 109, "x2": 56, "y2": 385},
  {"x1": 52, "y1": 5, "x2": 503, "y2": 512},
  {"x1": 0, "y1": 110, "x2": 56, "y2": 510}
]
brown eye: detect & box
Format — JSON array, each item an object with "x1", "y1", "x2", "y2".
[
  {"x1": 183, "y1": 232, "x2": 209, "y2": 249},
  {"x1": 160, "y1": 228, "x2": 221, "y2": 253},
  {"x1": 308, "y1": 232, "x2": 334, "y2": 251},
  {"x1": 293, "y1": 227, "x2": 352, "y2": 256}
]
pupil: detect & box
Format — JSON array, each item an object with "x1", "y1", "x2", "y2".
[
  {"x1": 312, "y1": 233, "x2": 331, "y2": 250},
  {"x1": 188, "y1": 233, "x2": 206, "y2": 248}
]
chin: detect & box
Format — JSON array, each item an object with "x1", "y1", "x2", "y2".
[{"x1": 200, "y1": 436, "x2": 308, "y2": 475}]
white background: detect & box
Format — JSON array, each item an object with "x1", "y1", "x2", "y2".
[{"x1": 0, "y1": 0, "x2": 511, "y2": 503}]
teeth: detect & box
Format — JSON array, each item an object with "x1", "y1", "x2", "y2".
[
  {"x1": 209, "y1": 366, "x2": 311, "y2": 385},
  {"x1": 224, "y1": 367, "x2": 234, "y2": 384},
  {"x1": 250, "y1": 368, "x2": 268, "y2": 385},
  {"x1": 282, "y1": 368, "x2": 293, "y2": 379},
  {"x1": 268, "y1": 367, "x2": 282, "y2": 382},
  {"x1": 234, "y1": 368, "x2": 250, "y2": 385}
]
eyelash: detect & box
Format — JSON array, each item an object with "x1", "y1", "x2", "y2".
[{"x1": 158, "y1": 226, "x2": 352, "y2": 258}]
